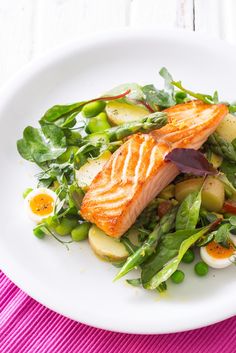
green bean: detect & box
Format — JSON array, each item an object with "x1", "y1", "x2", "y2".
[{"x1": 82, "y1": 101, "x2": 106, "y2": 118}]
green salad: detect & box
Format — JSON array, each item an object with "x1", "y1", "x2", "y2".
[{"x1": 17, "y1": 68, "x2": 236, "y2": 293}]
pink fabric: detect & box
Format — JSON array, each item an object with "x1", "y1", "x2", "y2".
[{"x1": 0, "y1": 271, "x2": 235, "y2": 353}]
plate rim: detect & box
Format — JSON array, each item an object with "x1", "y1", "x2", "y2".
[{"x1": 1, "y1": 27, "x2": 236, "y2": 334}]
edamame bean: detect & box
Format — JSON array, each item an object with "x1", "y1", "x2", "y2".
[
  {"x1": 71, "y1": 222, "x2": 90, "y2": 241},
  {"x1": 171, "y1": 270, "x2": 185, "y2": 284},
  {"x1": 182, "y1": 249, "x2": 195, "y2": 264},
  {"x1": 87, "y1": 112, "x2": 111, "y2": 133},
  {"x1": 55, "y1": 218, "x2": 78, "y2": 236},
  {"x1": 194, "y1": 261, "x2": 209, "y2": 276},
  {"x1": 82, "y1": 101, "x2": 106, "y2": 118},
  {"x1": 23, "y1": 188, "x2": 33, "y2": 199}
]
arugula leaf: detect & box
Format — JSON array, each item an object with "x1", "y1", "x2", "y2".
[
  {"x1": 171, "y1": 81, "x2": 218, "y2": 104},
  {"x1": 142, "y1": 84, "x2": 175, "y2": 110},
  {"x1": 144, "y1": 224, "x2": 215, "y2": 289},
  {"x1": 17, "y1": 125, "x2": 67, "y2": 164},
  {"x1": 159, "y1": 67, "x2": 174, "y2": 94},
  {"x1": 175, "y1": 191, "x2": 202, "y2": 230}
]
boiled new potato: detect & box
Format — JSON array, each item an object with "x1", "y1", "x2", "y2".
[
  {"x1": 89, "y1": 225, "x2": 129, "y2": 262},
  {"x1": 175, "y1": 176, "x2": 225, "y2": 212},
  {"x1": 175, "y1": 178, "x2": 203, "y2": 202},
  {"x1": 202, "y1": 177, "x2": 225, "y2": 212},
  {"x1": 76, "y1": 150, "x2": 111, "y2": 190},
  {"x1": 105, "y1": 101, "x2": 149, "y2": 125},
  {"x1": 207, "y1": 152, "x2": 223, "y2": 168},
  {"x1": 216, "y1": 113, "x2": 236, "y2": 142}
]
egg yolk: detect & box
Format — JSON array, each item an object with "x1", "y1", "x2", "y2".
[
  {"x1": 29, "y1": 194, "x2": 54, "y2": 216},
  {"x1": 206, "y1": 241, "x2": 234, "y2": 259}
]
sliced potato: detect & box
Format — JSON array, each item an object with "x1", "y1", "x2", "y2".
[
  {"x1": 89, "y1": 225, "x2": 129, "y2": 262},
  {"x1": 175, "y1": 177, "x2": 225, "y2": 212},
  {"x1": 158, "y1": 184, "x2": 175, "y2": 200},
  {"x1": 207, "y1": 152, "x2": 223, "y2": 168},
  {"x1": 175, "y1": 178, "x2": 203, "y2": 202},
  {"x1": 75, "y1": 150, "x2": 111, "y2": 190},
  {"x1": 105, "y1": 101, "x2": 149, "y2": 125},
  {"x1": 216, "y1": 113, "x2": 236, "y2": 142},
  {"x1": 202, "y1": 176, "x2": 225, "y2": 212}
]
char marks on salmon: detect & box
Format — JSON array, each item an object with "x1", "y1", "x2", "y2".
[{"x1": 80, "y1": 101, "x2": 228, "y2": 238}]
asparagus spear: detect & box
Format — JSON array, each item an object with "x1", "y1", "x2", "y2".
[
  {"x1": 114, "y1": 206, "x2": 178, "y2": 281},
  {"x1": 105, "y1": 112, "x2": 167, "y2": 142},
  {"x1": 207, "y1": 133, "x2": 236, "y2": 162}
]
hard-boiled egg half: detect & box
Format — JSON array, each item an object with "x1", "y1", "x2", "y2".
[
  {"x1": 25, "y1": 188, "x2": 57, "y2": 223},
  {"x1": 200, "y1": 240, "x2": 235, "y2": 269}
]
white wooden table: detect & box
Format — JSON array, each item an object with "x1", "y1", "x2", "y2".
[{"x1": 0, "y1": 0, "x2": 235, "y2": 88}]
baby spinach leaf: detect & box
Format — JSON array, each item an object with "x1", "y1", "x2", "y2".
[
  {"x1": 141, "y1": 228, "x2": 199, "y2": 286},
  {"x1": 144, "y1": 224, "x2": 214, "y2": 289},
  {"x1": 126, "y1": 278, "x2": 142, "y2": 287},
  {"x1": 165, "y1": 148, "x2": 217, "y2": 176},
  {"x1": 220, "y1": 161, "x2": 236, "y2": 188},
  {"x1": 175, "y1": 191, "x2": 202, "y2": 230},
  {"x1": 17, "y1": 124, "x2": 67, "y2": 164},
  {"x1": 41, "y1": 102, "x2": 85, "y2": 124},
  {"x1": 214, "y1": 223, "x2": 231, "y2": 248}
]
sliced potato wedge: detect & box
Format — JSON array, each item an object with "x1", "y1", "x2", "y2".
[
  {"x1": 216, "y1": 113, "x2": 236, "y2": 142},
  {"x1": 175, "y1": 177, "x2": 225, "y2": 212},
  {"x1": 76, "y1": 150, "x2": 111, "y2": 190},
  {"x1": 105, "y1": 101, "x2": 149, "y2": 125},
  {"x1": 89, "y1": 225, "x2": 129, "y2": 262}
]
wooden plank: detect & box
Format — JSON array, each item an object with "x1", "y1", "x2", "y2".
[
  {"x1": 130, "y1": 0, "x2": 194, "y2": 30},
  {"x1": 0, "y1": 0, "x2": 35, "y2": 86},
  {"x1": 194, "y1": 0, "x2": 223, "y2": 39},
  {"x1": 34, "y1": 0, "x2": 130, "y2": 54}
]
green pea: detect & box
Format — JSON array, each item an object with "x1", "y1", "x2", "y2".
[
  {"x1": 182, "y1": 249, "x2": 195, "y2": 264},
  {"x1": 175, "y1": 92, "x2": 188, "y2": 104},
  {"x1": 87, "y1": 112, "x2": 111, "y2": 133},
  {"x1": 171, "y1": 270, "x2": 185, "y2": 284},
  {"x1": 194, "y1": 261, "x2": 209, "y2": 276},
  {"x1": 57, "y1": 146, "x2": 79, "y2": 163},
  {"x1": 23, "y1": 187, "x2": 33, "y2": 199},
  {"x1": 82, "y1": 101, "x2": 106, "y2": 118},
  {"x1": 71, "y1": 222, "x2": 90, "y2": 242},
  {"x1": 55, "y1": 218, "x2": 78, "y2": 236}
]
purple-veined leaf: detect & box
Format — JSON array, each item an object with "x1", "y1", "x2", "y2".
[{"x1": 165, "y1": 148, "x2": 217, "y2": 176}]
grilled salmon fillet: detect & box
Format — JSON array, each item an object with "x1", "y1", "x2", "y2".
[{"x1": 80, "y1": 101, "x2": 228, "y2": 238}]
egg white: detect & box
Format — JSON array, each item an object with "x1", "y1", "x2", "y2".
[
  {"x1": 200, "y1": 246, "x2": 232, "y2": 269},
  {"x1": 25, "y1": 188, "x2": 57, "y2": 223}
]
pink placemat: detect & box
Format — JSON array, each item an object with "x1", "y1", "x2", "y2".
[{"x1": 0, "y1": 271, "x2": 235, "y2": 353}]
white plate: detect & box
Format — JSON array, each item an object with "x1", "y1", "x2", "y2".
[{"x1": 0, "y1": 29, "x2": 236, "y2": 334}]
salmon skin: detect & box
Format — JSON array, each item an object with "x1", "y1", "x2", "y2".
[{"x1": 80, "y1": 101, "x2": 228, "y2": 238}]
